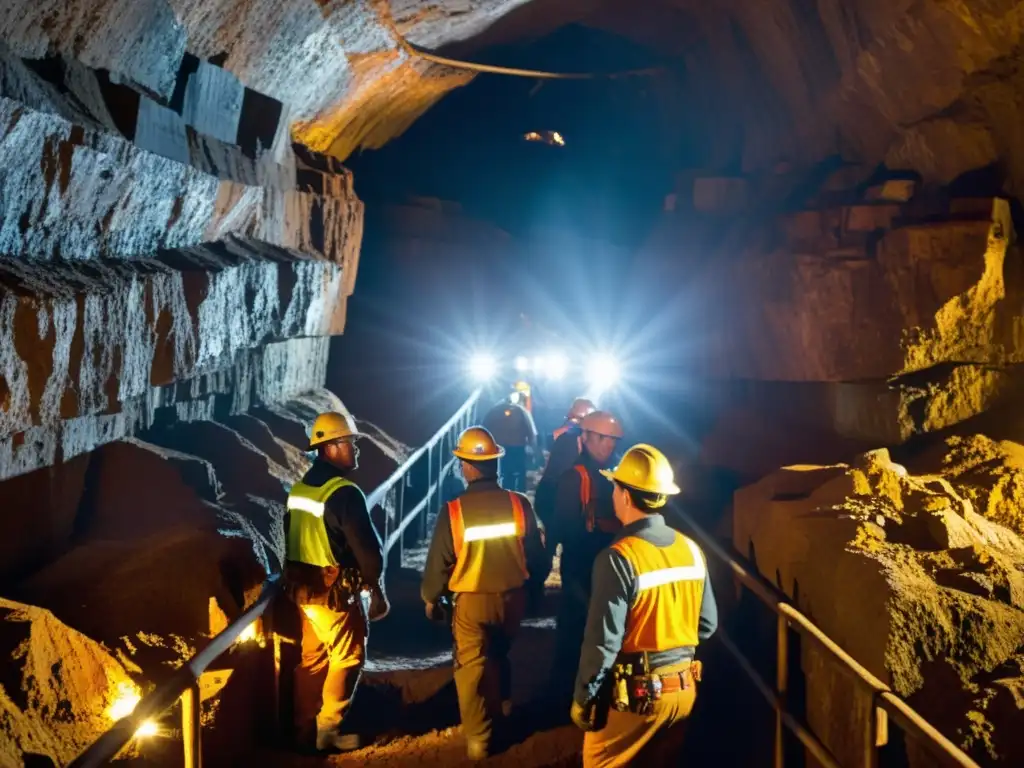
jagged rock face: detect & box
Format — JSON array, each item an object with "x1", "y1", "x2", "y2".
[
  {"x1": 669, "y1": 0, "x2": 1024, "y2": 192},
  {"x1": 734, "y1": 447, "x2": 1024, "y2": 764},
  {"x1": 0, "y1": 0, "x2": 534, "y2": 161},
  {"x1": 0, "y1": 597, "x2": 139, "y2": 766},
  {"x1": 0, "y1": 33, "x2": 364, "y2": 481},
  {"x1": 694, "y1": 197, "x2": 1016, "y2": 382}
]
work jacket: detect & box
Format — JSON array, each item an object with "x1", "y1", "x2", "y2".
[
  {"x1": 534, "y1": 425, "x2": 584, "y2": 530},
  {"x1": 421, "y1": 478, "x2": 546, "y2": 602},
  {"x1": 573, "y1": 514, "x2": 719, "y2": 708},
  {"x1": 553, "y1": 451, "x2": 618, "y2": 592},
  {"x1": 284, "y1": 461, "x2": 384, "y2": 602}
]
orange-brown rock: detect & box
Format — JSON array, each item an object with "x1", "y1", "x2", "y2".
[
  {"x1": 694, "y1": 199, "x2": 1017, "y2": 381},
  {"x1": 0, "y1": 597, "x2": 140, "y2": 766},
  {"x1": 734, "y1": 447, "x2": 1024, "y2": 764}
]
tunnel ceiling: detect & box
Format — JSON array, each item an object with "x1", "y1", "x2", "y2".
[{"x1": 7, "y1": 0, "x2": 1022, "y2": 187}]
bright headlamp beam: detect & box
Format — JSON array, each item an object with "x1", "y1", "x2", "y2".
[
  {"x1": 468, "y1": 354, "x2": 498, "y2": 382},
  {"x1": 545, "y1": 352, "x2": 568, "y2": 380},
  {"x1": 585, "y1": 353, "x2": 621, "y2": 390},
  {"x1": 514, "y1": 356, "x2": 530, "y2": 372}
]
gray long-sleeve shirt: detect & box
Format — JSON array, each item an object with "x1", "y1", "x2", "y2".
[
  {"x1": 421, "y1": 477, "x2": 547, "y2": 603},
  {"x1": 573, "y1": 514, "x2": 718, "y2": 708}
]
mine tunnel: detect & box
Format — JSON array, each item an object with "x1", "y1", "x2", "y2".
[{"x1": 3, "y1": 1, "x2": 1024, "y2": 767}]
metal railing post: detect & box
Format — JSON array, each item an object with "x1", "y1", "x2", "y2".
[
  {"x1": 425, "y1": 444, "x2": 434, "y2": 548},
  {"x1": 272, "y1": 633, "x2": 282, "y2": 735},
  {"x1": 182, "y1": 682, "x2": 201, "y2": 768},
  {"x1": 775, "y1": 613, "x2": 788, "y2": 768},
  {"x1": 864, "y1": 698, "x2": 886, "y2": 768}
]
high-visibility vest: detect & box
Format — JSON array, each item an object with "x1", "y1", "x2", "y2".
[
  {"x1": 285, "y1": 477, "x2": 356, "y2": 567},
  {"x1": 575, "y1": 465, "x2": 621, "y2": 534},
  {"x1": 611, "y1": 531, "x2": 706, "y2": 652},
  {"x1": 447, "y1": 492, "x2": 529, "y2": 593}
]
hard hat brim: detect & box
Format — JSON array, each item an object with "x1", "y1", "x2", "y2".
[
  {"x1": 600, "y1": 469, "x2": 680, "y2": 496},
  {"x1": 453, "y1": 446, "x2": 505, "y2": 461},
  {"x1": 308, "y1": 432, "x2": 365, "y2": 450}
]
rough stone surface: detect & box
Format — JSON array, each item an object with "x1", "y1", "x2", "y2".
[
  {"x1": 0, "y1": 597, "x2": 139, "y2": 767},
  {"x1": 693, "y1": 197, "x2": 1017, "y2": 381},
  {"x1": 661, "y1": 0, "x2": 1024, "y2": 196},
  {"x1": 0, "y1": 454, "x2": 90, "y2": 582},
  {"x1": 734, "y1": 447, "x2": 1024, "y2": 764},
  {"x1": 0, "y1": 0, "x2": 536, "y2": 161}
]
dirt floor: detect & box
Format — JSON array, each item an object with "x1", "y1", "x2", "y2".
[{"x1": 259, "y1": 540, "x2": 581, "y2": 767}]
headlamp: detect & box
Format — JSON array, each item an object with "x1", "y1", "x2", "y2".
[{"x1": 468, "y1": 353, "x2": 498, "y2": 382}]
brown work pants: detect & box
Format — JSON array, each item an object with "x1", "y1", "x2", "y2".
[
  {"x1": 294, "y1": 599, "x2": 367, "y2": 741},
  {"x1": 583, "y1": 660, "x2": 698, "y2": 768},
  {"x1": 452, "y1": 588, "x2": 527, "y2": 750}
]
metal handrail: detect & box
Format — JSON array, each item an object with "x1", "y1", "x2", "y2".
[
  {"x1": 68, "y1": 389, "x2": 482, "y2": 767},
  {"x1": 667, "y1": 504, "x2": 979, "y2": 768},
  {"x1": 371, "y1": 388, "x2": 480, "y2": 556}
]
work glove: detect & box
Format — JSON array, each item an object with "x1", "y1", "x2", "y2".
[
  {"x1": 570, "y1": 700, "x2": 598, "y2": 732},
  {"x1": 367, "y1": 585, "x2": 390, "y2": 622},
  {"x1": 425, "y1": 601, "x2": 446, "y2": 622}
]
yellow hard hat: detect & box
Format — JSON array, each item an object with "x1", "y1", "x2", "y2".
[
  {"x1": 581, "y1": 410, "x2": 624, "y2": 439},
  {"x1": 309, "y1": 411, "x2": 362, "y2": 449},
  {"x1": 566, "y1": 398, "x2": 596, "y2": 422},
  {"x1": 453, "y1": 426, "x2": 505, "y2": 461},
  {"x1": 513, "y1": 380, "x2": 531, "y2": 394},
  {"x1": 601, "y1": 443, "x2": 680, "y2": 496}
]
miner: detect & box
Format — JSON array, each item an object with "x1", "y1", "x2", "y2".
[
  {"x1": 284, "y1": 410, "x2": 390, "y2": 753},
  {"x1": 548, "y1": 410, "x2": 624, "y2": 701},
  {"x1": 421, "y1": 426, "x2": 547, "y2": 760},
  {"x1": 481, "y1": 390, "x2": 539, "y2": 493},
  {"x1": 570, "y1": 444, "x2": 718, "y2": 767}
]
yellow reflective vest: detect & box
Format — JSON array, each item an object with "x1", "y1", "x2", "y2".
[{"x1": 285, "y1": 477, "x2": 355, "y2": 567}]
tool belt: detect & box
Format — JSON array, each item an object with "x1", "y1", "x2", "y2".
[
  {"x1": 284, "y1": 561, "x2": 364, "y2": 612},
  {"x1": 611, "y1": 656, "x2": 703, "y2": 716}
]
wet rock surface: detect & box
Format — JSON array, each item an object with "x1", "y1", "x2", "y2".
[{"x1": 734, "y1": 446, "x2": 1024, "y2": 764}]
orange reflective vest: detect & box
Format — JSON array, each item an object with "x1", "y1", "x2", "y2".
[
  {"x1": 575, "y1": 465, "x2": 621, "y2": 534},
  {"x1": 447, "y1": 493, "x2": 529, "y2": 593},
  {"x1": 611, "y1": 531, "x2": 706, "y2": 652}
]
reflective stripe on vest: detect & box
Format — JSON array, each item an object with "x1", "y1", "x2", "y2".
[
  {"x1": 285, "y1": 476, "x2": 355, "y2": 567},
  {"x1": 553, "y1": 424, "x2": 570, "y2": 441},
  {"x1": 612, "y1": 532, "x2": 706, "y2": 653},
  {"x1": 575, "y1": 464, "x2": 619, "y2": 534},
  {"x1": 447, "y1": 493, "x2": 529, "y2": 593}
]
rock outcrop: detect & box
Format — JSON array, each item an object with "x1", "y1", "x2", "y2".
[
  {"x1": 733, "y1": 446, "x2": 1024, "y2": 764},
  {"x1": 0, "y1": 597, "x2": 140, "y2": 767}
]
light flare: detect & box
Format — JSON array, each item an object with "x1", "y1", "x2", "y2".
[{"x1": 106, "y1": 681, "x2": 160, "y2": 740}]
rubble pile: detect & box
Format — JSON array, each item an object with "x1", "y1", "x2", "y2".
[
  {"x1": 0, "y1": 598, "x2": 141, "y2": 766},
  {"x1": 734, "y1": 445, "x2": 1024, "y2": 764}
]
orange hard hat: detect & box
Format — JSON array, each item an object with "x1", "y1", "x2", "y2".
[
  {"x1": 453, "y1": 426, "x2": 505, "y2": 461},
  {"x1": 581, "y1": 410, "x2": 624, "y2": 439},
  {"x1": 566, "y1": 398, "x2": 596, "y2": 422}
]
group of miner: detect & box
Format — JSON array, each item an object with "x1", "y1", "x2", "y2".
[{"x1": 281, "y1": 390, "x2": 718, "y2": 767}]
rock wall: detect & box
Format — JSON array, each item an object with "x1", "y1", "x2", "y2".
[
  {"x1": 675, "y1": 0, "x2": 1024, "y2": 195},
  {"x1": 733, "y1": 445, "x2": 1024, "y2": 765},
  {"x1": 0, "y1": 0, "x2": 539, "y2": 161},
  {"x1": 638, "y1": 167, "x2": 1024, "y2": 486}
]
